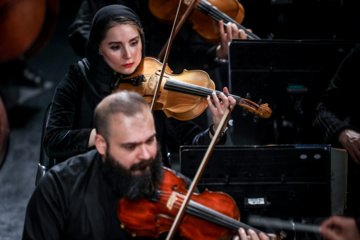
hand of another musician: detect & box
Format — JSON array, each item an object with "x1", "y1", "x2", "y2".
[
  {"x1": 207, "y1": 87, "x2": 236, "y2": 137},
  {"x1": 216, "y1": 20, "x2": 250, "y2": 60},
  {"x1": 320, "y1": 216, "x2": 360, "y2": 240},
  {"x1": 338, "y1": 129, "x2": 360, "y2": 165},
  {"x1": 234, "y1": 228, "x2": 270, "y2": 240}
]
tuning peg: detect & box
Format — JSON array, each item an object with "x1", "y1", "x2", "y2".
[
  {"x1": 258, "y1": 99, "x2": 262, "y2": 105},
  {"x1": 253, "y1": 115, "x2": 260, "y2": 123},
  {"x1": 242, "y1": 109, "x2": 248, "y2": 116},
  {"x1": 245, "y1": 93, "x2": 251, "y2": 99}
]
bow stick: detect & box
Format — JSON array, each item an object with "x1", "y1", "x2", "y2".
[
  {"x1": 150, "y1": 0, "x2": 197, "y2": 112},
  {"x1": 166, "y1": 105, "x2": 233, "y2": 240}
]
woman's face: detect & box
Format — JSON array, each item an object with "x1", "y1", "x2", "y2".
[{"x1": 99, "y1": 24, "x2": 142, "y2": 75}]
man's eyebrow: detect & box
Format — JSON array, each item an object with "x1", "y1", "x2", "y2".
[{"x1": 119, "y1": 133, "x2": 157, "y2": 146}]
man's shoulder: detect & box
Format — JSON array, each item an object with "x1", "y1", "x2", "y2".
[
  {"x1": 44, "y1": 150, "x2": 100, "y2": 184},
  {"x1": 54, "y1": 149, "x2": 97, "y2": 170}
]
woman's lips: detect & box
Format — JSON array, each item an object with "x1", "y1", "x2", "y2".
[{"x1": 123, "y1": 63, "x2": 134, "y2": 67}]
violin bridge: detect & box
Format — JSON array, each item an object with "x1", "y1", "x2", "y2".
[{"x1": 166, "y1": 192, "x2": 177, "y2": 211}]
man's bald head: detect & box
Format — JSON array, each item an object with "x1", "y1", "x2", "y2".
[{"x1": 94, "y1": 91, "x2": 150, "y2": 140}]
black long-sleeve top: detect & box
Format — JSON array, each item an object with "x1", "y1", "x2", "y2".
[
  {"x1": 23, "y1": 150, "x2": 188, "y2": 240},
  {"x1": 43, "y1": 59, "x2": 220, "y2": 166},
  {"x1": 44, "y1": 2, "x2": 228, "y2": 167}
]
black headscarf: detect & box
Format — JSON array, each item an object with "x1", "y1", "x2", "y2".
[{"x1": 85, "y1": 4, "x2": 146, "y2": 84}]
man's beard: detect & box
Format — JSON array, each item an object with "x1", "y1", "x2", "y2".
[{"x1": 101, "y1": 146, "x2": 163, "y2": 201}]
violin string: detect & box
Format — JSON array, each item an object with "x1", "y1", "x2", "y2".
[
  {"x1": 159, "y1": 193, "x2": 274, "y2": 240},
  {"x1": 197, "y1": 1, "x2": 231, "y2": 24},
  {"x1": 158, "y1": 191, "x2": 241, "y2": 230},
  {"x1": 165, "y1": 78, "x2": 242, "y2": 102},
  {"x1": 158, "y1": 191, "x2": 269, "y2": 235},
  {"x1": 197, "y1": 0, "x2": 260, "y2": 40},
  {"x1": 164, "y1": 78, "x2": 266, "y2": 116},
  {"x1": 240, "y1": 99, "x2": 259, "y2": 110},
  {"x1": 158, "y1": 197, "x2": 239, "y2": 231},
  {"x1": 196, "y1": 0, "x2": 232, "y2": 24},
  {"x1": 165, "y1": 78, "x2": 212, "y2": 96}
]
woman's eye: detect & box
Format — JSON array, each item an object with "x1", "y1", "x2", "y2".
[
  {"x1": 111, "y1": 45, "x2": 120, "y2": 51},
  {"x1": 131, "y1": 40, "x2": 138, "y2": 47}
]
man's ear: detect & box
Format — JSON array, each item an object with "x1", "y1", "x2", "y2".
[{"x1": 95, "y1": 134, "x2": 107, "y2": 155}]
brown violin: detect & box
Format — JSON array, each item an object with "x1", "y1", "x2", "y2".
[
  {"x1": 115, "y1": 57, "x2": 272, "y2": 121},
  {"x1": 149, "y1": 0, "x2": 260, "y2": 44},
  {"x1": 118, "y1": 167, "x2": 273, "y2": 240}
]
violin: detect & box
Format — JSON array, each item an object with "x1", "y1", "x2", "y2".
[
  {"x1": 118, "y1": 167, "x2": 272, "y2": 240},
  {"x1": 115, "y1": 57, "x2": 272, "y2": 121},
  {"x1": 149, "y1": 0, "x2": 260, "y2": 44}
]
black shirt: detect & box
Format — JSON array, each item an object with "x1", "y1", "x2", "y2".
[
  {"x1": 23, "y1": 150, "x2": 132, "y2": 239},
  {"x1": 23, "y1": 150, "x2": 193, "y2": 240}
]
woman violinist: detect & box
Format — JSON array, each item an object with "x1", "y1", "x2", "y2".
[
  {"x1": 43, "y1": 3, "x2": 237, "y2": 168},
  {"x1": 69, "y1": 0, "x2": 248, "y2": 72}
]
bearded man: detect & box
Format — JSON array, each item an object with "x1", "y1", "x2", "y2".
[
  {"x1": 23, "y1": 91, "x2": 166, "y2": 239},
  {"x1": 23, "y1": 91, "x2": 269, "y2": 240}
]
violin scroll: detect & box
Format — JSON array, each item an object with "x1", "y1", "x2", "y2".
[{"x1": 238, "y1": 98, "x2": 272, "y2": 119}]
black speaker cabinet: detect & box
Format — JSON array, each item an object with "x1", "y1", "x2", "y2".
[{"x1": 180, "y1": 145, "x2": 347, "y2": 221}]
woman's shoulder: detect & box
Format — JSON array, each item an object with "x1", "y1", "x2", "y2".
[
  {"x1": 68, "y1": 58, "x2": 91, "y2": 76},
  {"x1": 57, "y1": 59, "x2": 90, "y2": 88}
]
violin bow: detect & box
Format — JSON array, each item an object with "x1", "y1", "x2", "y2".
[
  {"x1": 156, "y1": 0, "x2": 261, "y2": 60},
  {"x1": 156, "y1": 0, "x2": 198, "y2": 61},
  {"x1": 166, "y1": 105, "x2": 233, "y2": 240},
  {"x1": 150, "y1": 0, "x2": 196, "y2": 112},
  {"x1": 155, "y1": 2, "x2": 271, "y2": 238},
  {"x1": 165, "y1": 108, "x2": 276, "y2": 240},
  {"x1": 153, "y1": 3, "x2": 224, "y2": 235}
]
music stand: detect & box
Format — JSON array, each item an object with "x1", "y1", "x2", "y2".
[{"x1": 180, "y1": 144, "x2": 347, "y2": 221}]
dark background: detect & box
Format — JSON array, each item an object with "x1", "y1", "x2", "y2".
[{"x1": 0, "y1": 0, "x2": 359, "y2": 239}]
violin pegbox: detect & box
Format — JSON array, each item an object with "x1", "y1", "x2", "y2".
[{"x1": 238, "y1": 97, "x2": 272, "y2": 120}]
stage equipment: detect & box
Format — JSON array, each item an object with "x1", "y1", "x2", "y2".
[
  {"x1": 180, "y1": 145, "x2": 347, "y2": 220},
  {"x1": 228, "y1": 39, "x2": 357, "y2": 145}
]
